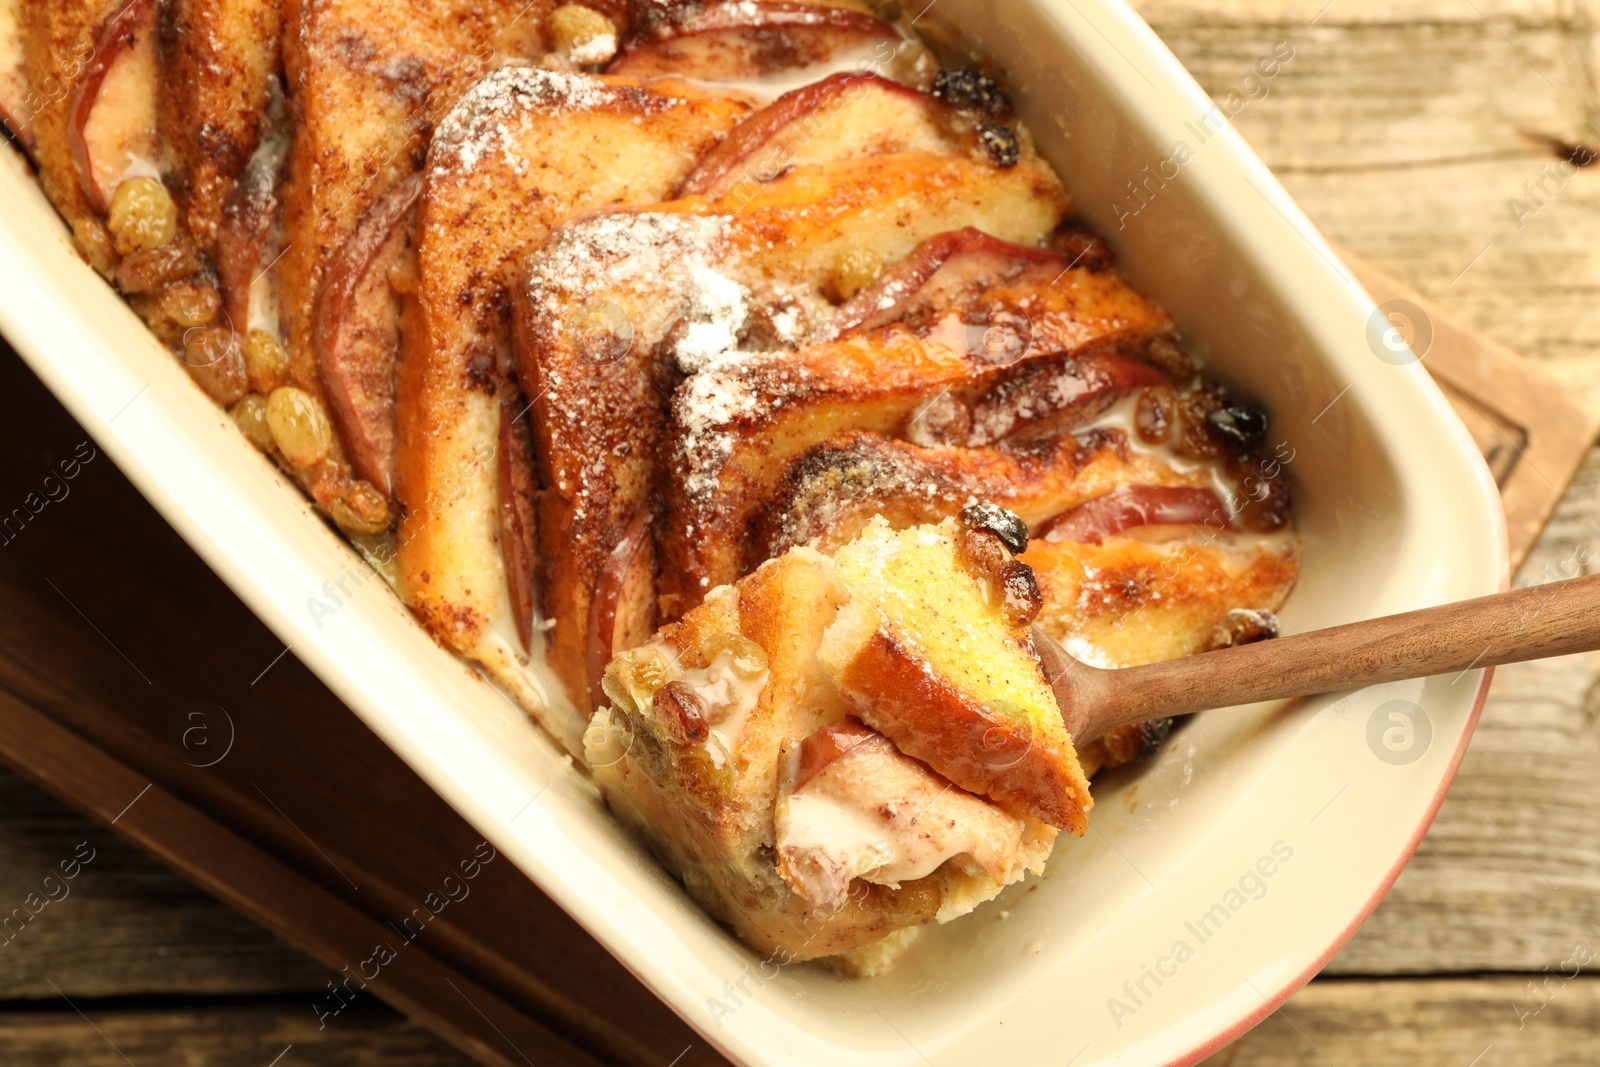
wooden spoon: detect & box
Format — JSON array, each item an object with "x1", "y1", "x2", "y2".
[{"x1": 1032, "y1": 573, "x2": 1600, "y2": 741}]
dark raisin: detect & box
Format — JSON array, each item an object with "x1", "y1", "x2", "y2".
[
  {"x1": 1206, "y1": 404, "x2": 1268, "y2": 455},
  {"x1": 1106, "y1": 717, "x2": 1173, "y2": 764},
  {"x1": 653, "y1": 681, "x2": 708, "y2": 746},
  {"x1": 1210, "y1": 608, "x2": 1280, "y2": 650},
  {"x1": 932, "y1": 68, "x2": 1010, "y2": 113},
  {"x1": 959, "y1": 502, "x2": 1029, "y2": 555},
  {"x1": 977, "y1": 122, "x2": 1020, "y2": 168},
  {"x1": 997, "y1": 560, "x2": 1043, "y2": 626}
]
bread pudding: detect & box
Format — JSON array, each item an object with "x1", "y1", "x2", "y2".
[
  {"x1": 590, "y1": 514, "x2": 1073, "y2": 971},
  {"x1": 2, "y1": 0, "x2": 1298, "y2": 968}
]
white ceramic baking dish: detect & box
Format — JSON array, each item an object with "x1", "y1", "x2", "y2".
[{"x1": 0, "y1": 0, "x2": 1505, "y2": 1062}]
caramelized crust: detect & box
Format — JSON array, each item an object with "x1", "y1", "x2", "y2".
[
  {"x1": 821, "y1": 518, "x2": 1091, "y2": 830},
  {"x1": 1023, "y1": 532, "x2": 1299, "y2": 669},
  {"x1": 20, "y1": 0, "x2": 105, "y2": 218}
]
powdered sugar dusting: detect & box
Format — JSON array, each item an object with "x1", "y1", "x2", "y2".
[{"x1": 430, "y1": 66, "x2": 617, "y2": 175}]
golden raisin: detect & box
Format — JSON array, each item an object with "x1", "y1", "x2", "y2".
[
  {"x1": 701, "y1": 633, "x2": 768, "y2": 677},
  {"x1": 997, "y1": 560, "x2": 1043, "y2": 626},
  {"x1": 1135, "y1": 387, "x2": 1175, "y2": 445},
  {"x1": 959, "y1": 528, "x2": 1011, "y2": 579},
  {"x1": 116, "y1": 243, "x2": 201, "y2": 294},
  {"x1": 183, "y1": 327, "x2": 250, "y2": 405},
  {"x1": 232, "y1": 394, "x2": 275, "y2": 452},
  {"x1": 328, "y1": 480, "x2": 390, "y2": 535},
  {"x1": 547, "y1": 4, "x2": 617, "y2": 64},
  {"x1": 629, "y1": 647, "x2": 672, "y2": 693},
  {"x1": 243, "y1": 329, "x2": 290, "y2": 395},
  {"x1": 158, "y1": 280, "x2": 220, "y2": 328},
  {"x1": 265, "y1": 386, "x2": 333, "y2": 468},
  {"x1": 654, "y1": 681, "x2": 709, "y2": 746},
  {"x1": 106, "y1": 177, "x2": 177, "y2": 255},
  {"x1": 72, "y1": 217, "x2": 119, "y2": 277}
]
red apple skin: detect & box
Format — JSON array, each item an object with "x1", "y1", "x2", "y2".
[
  {"x1": 215, "y1": 137, "x2": 285, "y2": 338},
  {"x1": 586, "y1": 508, "x2": 653, "y2": 707},
  {"x1": 311, "y1": 172, "x2": 421, "y2": 497},
  {"x1": 498, "y1": 395, "x2": 537, "y2": 655},
  {"x1": 66, "y1": 0, "x2": 157, "y2": 213},
  {"x1": 608, "y1": 0, "x2": 900, "y2": 85},
  {"x1": 791, "y1": 717, "x2": 879, "y2": 791},
  {"x1": 681, "y1": 71, "x2": 926, "y2": 197},
  {"x1": 1038, "y1": 485, "x2": 1233, "y2": 544},
  {"x1": 833, "y1": 227, "x2": 1063, "y2": 336}
]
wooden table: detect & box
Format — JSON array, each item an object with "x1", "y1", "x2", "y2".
[{"x1": 3, "y1": 0, "x2": 1600, "y2": 1061}]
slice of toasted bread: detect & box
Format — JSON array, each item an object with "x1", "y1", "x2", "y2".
[
  {"x1": 159, "y1": 0, "x2": 282, "y2": 250},
  {"x1": 819, "y1": 516, "x2": 1091, "y2": 830},
  {"x1": 392, "y1": 69, "x2": 749, "y2": 744},
  {"x1": 589, "y1": 533, "x2": 1058, "y2": 966}
]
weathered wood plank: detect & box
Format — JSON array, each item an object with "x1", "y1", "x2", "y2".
[
  {"x1": 0, "y1": 767, "x2": 331, "y2": 998},
  {"x1": 1204, "y1": 976, "x2": 1600, "y2": 1065},
  {"x1": 1137, "y1": 10, "x2": 1600, "y2": 395},
  {"x1": 0, "y1": 1002, "x2": 476, "y2": 1066},
  {"x1": 1328, "y1": 447, "x2": 1600, "y2": 974}
]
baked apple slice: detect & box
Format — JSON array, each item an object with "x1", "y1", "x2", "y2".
[
  {"x1": 659, "y1": 248, "x2": 1171, "y2": 604},
  {"x1": 681, "y1": 72, "x2": 960, "y2": 197},
  {"x1": 517, "y1": 145, "x2": 1069, "y2": 711},
  {"x1": 215, "y1": 118, "x2": 288, "y2": 341},
  {"x1": 608, "y1": 0, "x2": 902, "y2": 91},
  {"x1": 820, "y1": 514, "x2": 1092, "y2": 830},
  {"x1": 1037, "y1": 484, "x2": 1234, "y2": 543},
  {"x1": 66, "y1": 0, "x2": 159, "y2": 214},
  {"x1": 394, "y1": 67, "x2": 749, "y2": 745},
  {"x1": 775, "y1": 718, "x2": 1046, "y2": 911},
  {"x1": 314, "y1": 171, "x2": 420, "y2": 496}
]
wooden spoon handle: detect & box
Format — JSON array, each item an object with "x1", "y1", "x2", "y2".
[{"x1": 1076, "y1": 572, "x2": 1600, "y2": 733}]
